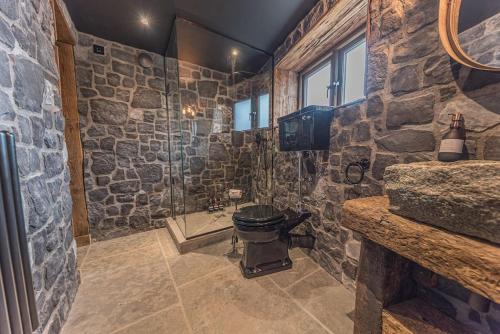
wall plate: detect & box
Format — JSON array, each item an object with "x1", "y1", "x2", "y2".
[{"x1": 93, "y1": 44, "x2": 104, "y2": 55}]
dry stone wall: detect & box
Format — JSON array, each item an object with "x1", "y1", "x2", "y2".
[
  {"x1": 0, "y1": 0, "x2": 79, "y2": 333},
  {"x1": 75, "y1": 32, "x2": 170, "y2": 241},
  {"x1": 274, "y1": 0, "x2": 500, "y2": 332}
]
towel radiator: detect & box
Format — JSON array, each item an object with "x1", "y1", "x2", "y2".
[{"x1": 0, "y1": 131, "x2": 39, "y2": 334}]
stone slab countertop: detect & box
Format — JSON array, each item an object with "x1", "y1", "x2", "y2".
[{"x1": 384, "y1": 160, "x2": 500, "y2": 244}]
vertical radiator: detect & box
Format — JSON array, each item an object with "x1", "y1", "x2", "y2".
[{"x1": 0, "y1": 131, "x2": 39, "y2": 334}]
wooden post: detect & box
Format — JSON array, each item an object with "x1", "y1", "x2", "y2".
[
  {"x1": 354, "y1": 238, "x2": 415, "y2": 334},
  {"x1": 52, "y1": 0, "x2": 91, "y2": 246}
]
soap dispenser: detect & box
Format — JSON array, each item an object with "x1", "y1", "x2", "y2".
[{"x1": 438, "y1": 113, "x2": 465, "y2": 162}]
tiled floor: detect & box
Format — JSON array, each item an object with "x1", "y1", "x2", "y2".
[{"x1": 64, "y1": 229, "x2": 354, "y2": 334}]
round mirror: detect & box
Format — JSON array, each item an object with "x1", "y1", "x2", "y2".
[
  {"x1": 458, "y1": 0, "x2": 500, "y2": 68},
  {"x1": 439, "y1": 0, "x2": 500, "y2": 71}
]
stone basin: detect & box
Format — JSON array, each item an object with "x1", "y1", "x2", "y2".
[{"x1": 384, "y1": 161, "x2": 500, "y2": 244}]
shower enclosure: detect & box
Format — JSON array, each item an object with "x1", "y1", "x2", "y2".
[{"x1": 165, "y1": 17, "x2": 274, "y2": 239}]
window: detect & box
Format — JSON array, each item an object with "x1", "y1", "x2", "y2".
[
  {"x1": 233, "y1": 94, "x2": 270, "y2": 131},
  {"x1": 234, "y1": 99, "x2": 252, "y2": 131},
  {"x1": 340, "y1": 38, "x2": 366, "y2": 104},
  {"x1": 301, "y1": 33, "x2": 366, "y2": 108},
  {"x1": 257, "y1": 94, "x2": 270, "y2": 129},
  {"x1": 303, "y1": 62, "x2": 331, "y2": 107}
]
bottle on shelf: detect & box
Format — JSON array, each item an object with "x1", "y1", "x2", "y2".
[
  {"x1": 208, "y1": 198, "x2": 215, "y2": 214},
  {"x1": 438, "y1": 112, "x2": 466, "y2": 162},
  {"x1": 217, "y1": 197, "x2": 224, "y2": 211}
]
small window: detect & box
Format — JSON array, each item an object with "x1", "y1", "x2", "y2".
[
  {"x1": 340, "y1": 38, "x2": 366, "y2": 104},
  {"x1": 234, "y1": 99, "x2": 252, "y2": 131},
  {"x1": 257, "y1": 93, "x2": 270, "y2": 128},
  {"x1": 301, "y1": 33, "x2": 366, "y2": 108},
  {"x1": 303, "y1": 62, "x2": 331, "y2": 107}
]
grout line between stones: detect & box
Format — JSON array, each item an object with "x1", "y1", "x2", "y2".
[
  {"x1": 155, "y1": 229, "x2": 194, "y2": 334},
  {"x1": 79, "y1": 242, "x2": 158, "y2": 272},
  {"x1": 176, "y1": 263, "x2": 233, "y2": 289},
  {"x1": 108, "y1": 303, "x2": 182, "y2": 334},
  {"x1": 281, "y1": 267, "x2": 322, "y2": 290},
  {"x1": 77, "y1": 244, "x2": 92, "y2": 282},
  {"x1": 268, "y1": 275, "x2": 336, "y2": 334}
]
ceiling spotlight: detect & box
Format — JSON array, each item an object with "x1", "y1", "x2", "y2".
[
  {"x1": 231, "y1": 49, "x2": 239, "y2": 57},
  {"x1": 140, "y1": 15, "x2": 150, "y2": 27}
]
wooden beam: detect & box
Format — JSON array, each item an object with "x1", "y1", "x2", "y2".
[
  {"x1": 382, "y1": 298, "x2": 475, "y2": 334},
  {"x1": 342, "y1": 196, "x2": 500, "y2": 303},
  {"x1": 51, "y1": 0, "x2": 76, "y2": 45},
  {"x1": 354, "y1": 239, "x2": 414, "y2": 334},
  {"x1": 276, "y1": 0, "x2": 368, "y2": 72},
  {"x1": 52, "y1": 0, "x2": 91, "y2": 246},
  {"x1": 57, "y1": 42, "x2": 90, "y2": 246}
]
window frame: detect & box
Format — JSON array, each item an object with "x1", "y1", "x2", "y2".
[{"x1": 300, "y1": 31, "x2": 366, "y2": 109}]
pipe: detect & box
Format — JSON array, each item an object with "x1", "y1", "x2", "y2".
[
  {"x1": 5, "y1": 132, "x2": 38, "y2": 330},
  {"x1": 1, "y1": 132, "x2": 35, "y2": 333},
  {"x1": 289, "y1": 233, "x2": 315, "y2": 249},
  {"x1": 298, "y1": 152, "x2": 302, "y2": 211},
  {"x1": 283, "y1": 209, "x2": 311, "y2": 233}
]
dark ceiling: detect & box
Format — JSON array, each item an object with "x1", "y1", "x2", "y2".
[
  {"x1": 63, "y1": 0, "x2": 319, "y2": 56},
  {"x1": 170, "y1": 18, "x2": 272, "y2": 74}
]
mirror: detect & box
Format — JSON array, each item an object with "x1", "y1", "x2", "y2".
[
  {"x1": 458, "y1": 0, "x2": 500, "y2": 68},
  {"x1": 439, "y1": 0, "x2": 500, "y2": 71}
]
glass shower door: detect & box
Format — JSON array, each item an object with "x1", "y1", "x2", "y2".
[{"x1": 165, "y1": 30, "x2": 187, "y2": 236}]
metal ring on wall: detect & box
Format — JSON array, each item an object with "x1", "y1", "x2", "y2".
[{"x1": 345, "y1": 159, "x2": 370, "y2": 185}]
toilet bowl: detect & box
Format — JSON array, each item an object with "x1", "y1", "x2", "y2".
[{"x1": 233, "y1": 205, "x2": 314, "y2": 278}]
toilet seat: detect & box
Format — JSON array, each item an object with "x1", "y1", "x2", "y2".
[{"x1": 233, "y1": 205, "x2": 285, "y2": 228}]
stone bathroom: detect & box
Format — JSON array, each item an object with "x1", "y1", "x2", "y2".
[{"x1": 0, "y1": 0, "x2": 499, "y2": 334}]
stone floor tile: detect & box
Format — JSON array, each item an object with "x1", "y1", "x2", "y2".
[
  {"x1": 84, "y1": 229, "x2": 158, "y2": 262},
  {"x1": 179, "y1": 267, "x2": 330, "y2": 334},
  {"x1": 63, "y1": 230, "x2": 355, "y2": 334},
  {"x1": 62, "y1": 250, "x2": 178, "y2": 334},
  {"x1": 76, "y1": 245, "x2": 89, "y2": 268},
  {"x1": 286, "y1": 269, "x2": 355, "y2": 334},
  {"x1": 111, "y1": 305, "x2": 190, "y2": 334},
  {"x1": 269, "y1": 257, "x2": 320, "y2": 289},
  {"x1": 80, "y1": 243, "x2": 163, "y2": 280},
  {"x1": 289, "y1": 247, "x2": 309, "y2": 260},
  {"x1": 168, "y1": 240, "x2": 233, "y2": 286}
]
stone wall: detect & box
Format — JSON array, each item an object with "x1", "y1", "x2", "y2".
[
  {"x1": 0, "y1": 0, "x2": 79, "y2": 333},
  {"x1": 173, "y1": 59, "x2": 252, "y2": 214},
  {"x1": 75, "y1": 32, "x2": 170, "y2": 241},
  {"x1": 273, "y1": 0, "x2": 500, "y2": 331},
  {"x1": 167, "y1": 57, "x2": 273, "y2": 217}
]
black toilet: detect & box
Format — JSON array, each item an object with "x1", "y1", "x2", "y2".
[{"x1": 233, "y1": 205, "x2": 314, "y2": 278}]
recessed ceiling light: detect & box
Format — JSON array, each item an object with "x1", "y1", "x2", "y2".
[
  {"x1": 231, "y1": 49, "x2": 239, "y2": 57},
  {"x1": 140, "y1": 15, "x2": 150, "y2": 27}
]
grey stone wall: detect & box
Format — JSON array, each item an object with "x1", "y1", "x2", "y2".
[
  {"x1": 173, "y1": 59, "x2": 252, "y2": 214},
  {"x1": 0, "y1": 0, "x2": 79, "y2": 333},
  {"x1": 167, "y1": 57, "x2": 273, "y2": 216},
  {"x1": 75, "y1": 32, "x2": 170, "y2": 241},
  {"x1": 274, "y1": 0, "x2": 500, "y2": 332}
]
